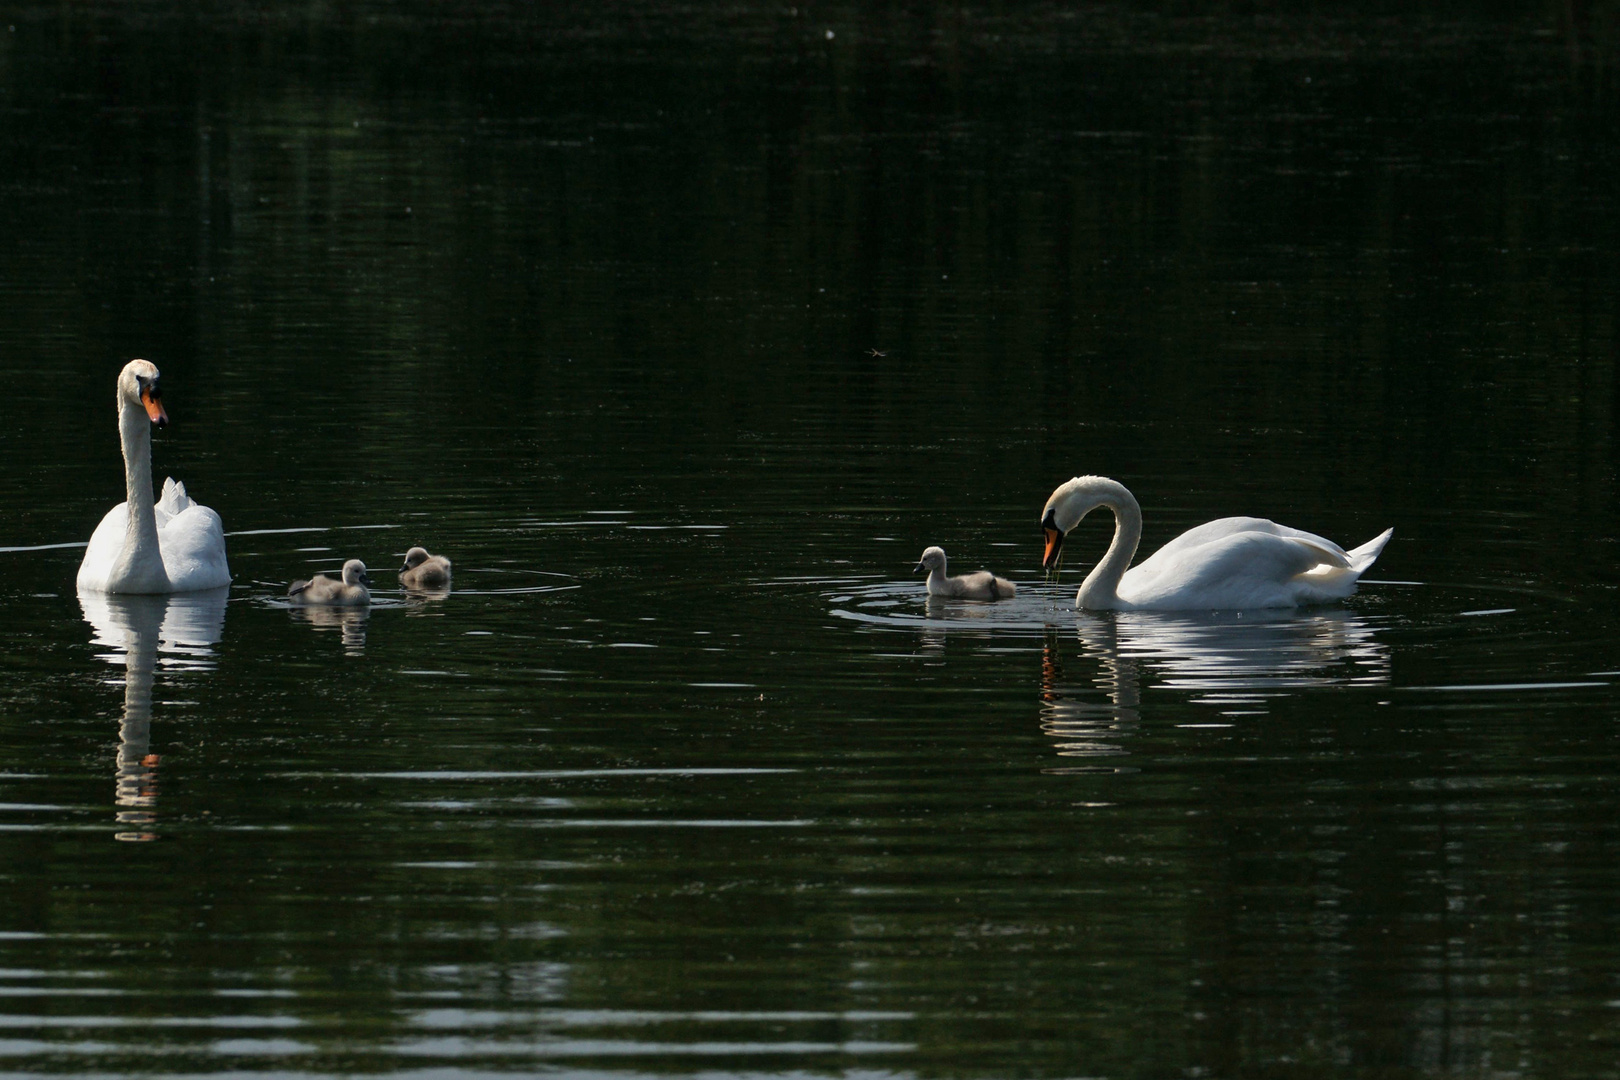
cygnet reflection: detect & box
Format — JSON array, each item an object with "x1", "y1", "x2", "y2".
[
  {"x1": 78, "y1": 587, "x2": 228, "y2": 841},
  {"x1": 403, "y1": 581, "x2": 451, "y2": 606},
  {"x1": 289, "y1": 603, "x2": 370, "y2": 655},
  {"x1": 922, "y1": 591, "x2": 1021, "y2": 623}
]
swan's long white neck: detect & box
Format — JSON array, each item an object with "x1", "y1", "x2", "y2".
[
  {"x1": 1050, "y1": 476, "x2": 1142, "y2": 609},
  {"x1": 114, "y1": 391, "x2": 168, "y2": 591}
]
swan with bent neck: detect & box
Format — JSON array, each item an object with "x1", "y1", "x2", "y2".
[
  {"x1": 1040, "y1": 476, "x2": 1392, "y2": 610},
  {"x1": 77, "y1": 360, "x2": 231, "y2": 594}
]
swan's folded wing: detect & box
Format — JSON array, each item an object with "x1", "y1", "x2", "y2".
[
  {"x1": 1264, "y1": 522, "x2": 1354, "y2": 565},
  {"x1": 1134, "y1": 517, "x2": 1350, "y2": 577},
  {"x1": 156, "y1": 503, "x2": 232, "y2": 591},
  {"x1": 77, "y1": 502, "x2": 131, "y2": 591},
  {"x1": 1122, "y1": 530, "x2": 1353, "y2": 608}
]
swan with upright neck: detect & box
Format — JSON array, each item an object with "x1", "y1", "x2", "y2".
[
  {"x1": 1040, "y1": 476, "x2": 1391, "y2": 611},
  {"x1": 77, "y1": 360, "x2": 231, "y2": 594}
]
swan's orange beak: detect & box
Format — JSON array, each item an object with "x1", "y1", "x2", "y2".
[
  {"x1": 141, "y1": 387, "x2": 168, "y2": 427},
  {"x1": 1042, "y1": 526, "x2": 1064, "y2": 570}
]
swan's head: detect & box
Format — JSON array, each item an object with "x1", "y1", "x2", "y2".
[
  {"x1": 400, "y1": 547, "x2": 431, "y2": 572},
  {"x1": 342, "y1": 560, "x2": 372, "y2": 588},
  {"x1": 1040, "y1": 475, "x2": 1127, "y2": 570},
  {"x1": 118, "y1": 359, "x2": 168, "y2": 428},
  {"x1": 914, "y1": 546, "x2": 947, "y2": 573}
]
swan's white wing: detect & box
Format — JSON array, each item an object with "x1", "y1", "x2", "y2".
[
  {"x1": 1136, "y1": 516, "x2": 1351, "y2": 572},
  {"x1": 156, "y1": 502, "x2": 231, "y2": 591},
  {"x1": 77, "y1": 501, "x2": 131, "y2": 592},
  {"x1": 1120, "y1": 529, "x2": 1355, "y2": 610}
]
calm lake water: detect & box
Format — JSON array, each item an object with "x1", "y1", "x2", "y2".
[{"x1": 2, "y1": 3, "x2": 1619, "y2": 1076}]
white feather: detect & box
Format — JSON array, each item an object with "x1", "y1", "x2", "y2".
[
  {"x1": 77, "y1": 360, "x2": 231, "y2": 594},
  {"x1": 1042, "y1": 476, "x2": 1391, "y2": 611}
]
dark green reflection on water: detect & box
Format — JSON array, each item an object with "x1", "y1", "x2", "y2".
[{"x1": 2, "y1": 2, "x2": 1620, "y2": 1076}]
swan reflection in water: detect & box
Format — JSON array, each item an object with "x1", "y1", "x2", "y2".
[
  {"x1": 288, "y1": 603, "x2": 369, "y2": 654},
  {"x1": 78, "y1": 587, "x2": 228, "y2": 841},
  {"x1": 1040, "y1": 608, "x2": 1390, "y2": 767}
]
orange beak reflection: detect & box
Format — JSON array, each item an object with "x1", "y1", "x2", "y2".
[
  {"x1": 1042, "y1": 526, "x2": 1064, "y2": 570},
  {"x1": 140, "y1": 388, "x2": 168, "y2": 427}
]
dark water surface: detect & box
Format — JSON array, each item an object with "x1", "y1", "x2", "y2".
[{"x1": 2, "y1": 3, "x2": 1620, "y2": 1076}]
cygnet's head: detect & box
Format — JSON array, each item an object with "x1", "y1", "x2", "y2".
[
  {"x1": 118, "y1": 358, "x2": 168, "y2": 428},
  {"x1": 914, "y1": 546, "x2": 947, "y2": 573},
  {"x1": 342, "y1": 559, "x2": 371, "y2": 587},
  {"x1": 400, "y1": 547, "x2": 431, "y2": 572}
]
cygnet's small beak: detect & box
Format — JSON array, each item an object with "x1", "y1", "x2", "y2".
[
  {"x1": 360, "y1": 571, "x2": 373, "y2": 587},
  {"x1": 913, "y1": 561, "x2": 925, "y2": 574},
  {"x1": 398, "y1": 562, "x2": 410, "y2": 573},
  {"x1": 141, "y1": 385, "x2": 168, "y2": 428}
]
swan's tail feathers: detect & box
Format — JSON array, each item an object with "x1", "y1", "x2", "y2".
[
  {"x1": 1348, "y1": 528, "x2": 1394, "y2": 575},
  {"x1": 158, "y1": 477, "x2": 195, "y2": 515}
]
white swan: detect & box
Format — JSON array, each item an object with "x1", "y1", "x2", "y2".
[
  {"x1": 77, "y1": 360, "x2": 231, "y2": 594},
  {"x1": 1040, "y1": 476, "x2": 1392, "y2": 610},
  {"x1": 288, "y1": 559, "x2": 372, "y2": 607},
  {"x1": 399, "y1": 547, "x2": 452, "y2": 589},
  {"x1": 915, "y1": 546, "x2": 1016, "y2": 600}
]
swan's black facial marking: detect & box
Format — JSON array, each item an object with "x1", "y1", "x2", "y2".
[{"x1": 139, "y1": 380, "x2": 168, "y2": 427}]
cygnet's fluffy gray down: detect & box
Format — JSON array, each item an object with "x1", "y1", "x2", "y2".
[
  {"x1": 915, "y1": 545, "x2": 1016, "y2": 600},
  {"x1": 288, "y1": 559, "x2": 372, "y2": 607},
  {"x1": 399, "y1": 546, "x2": 452, "y2": 589}
]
